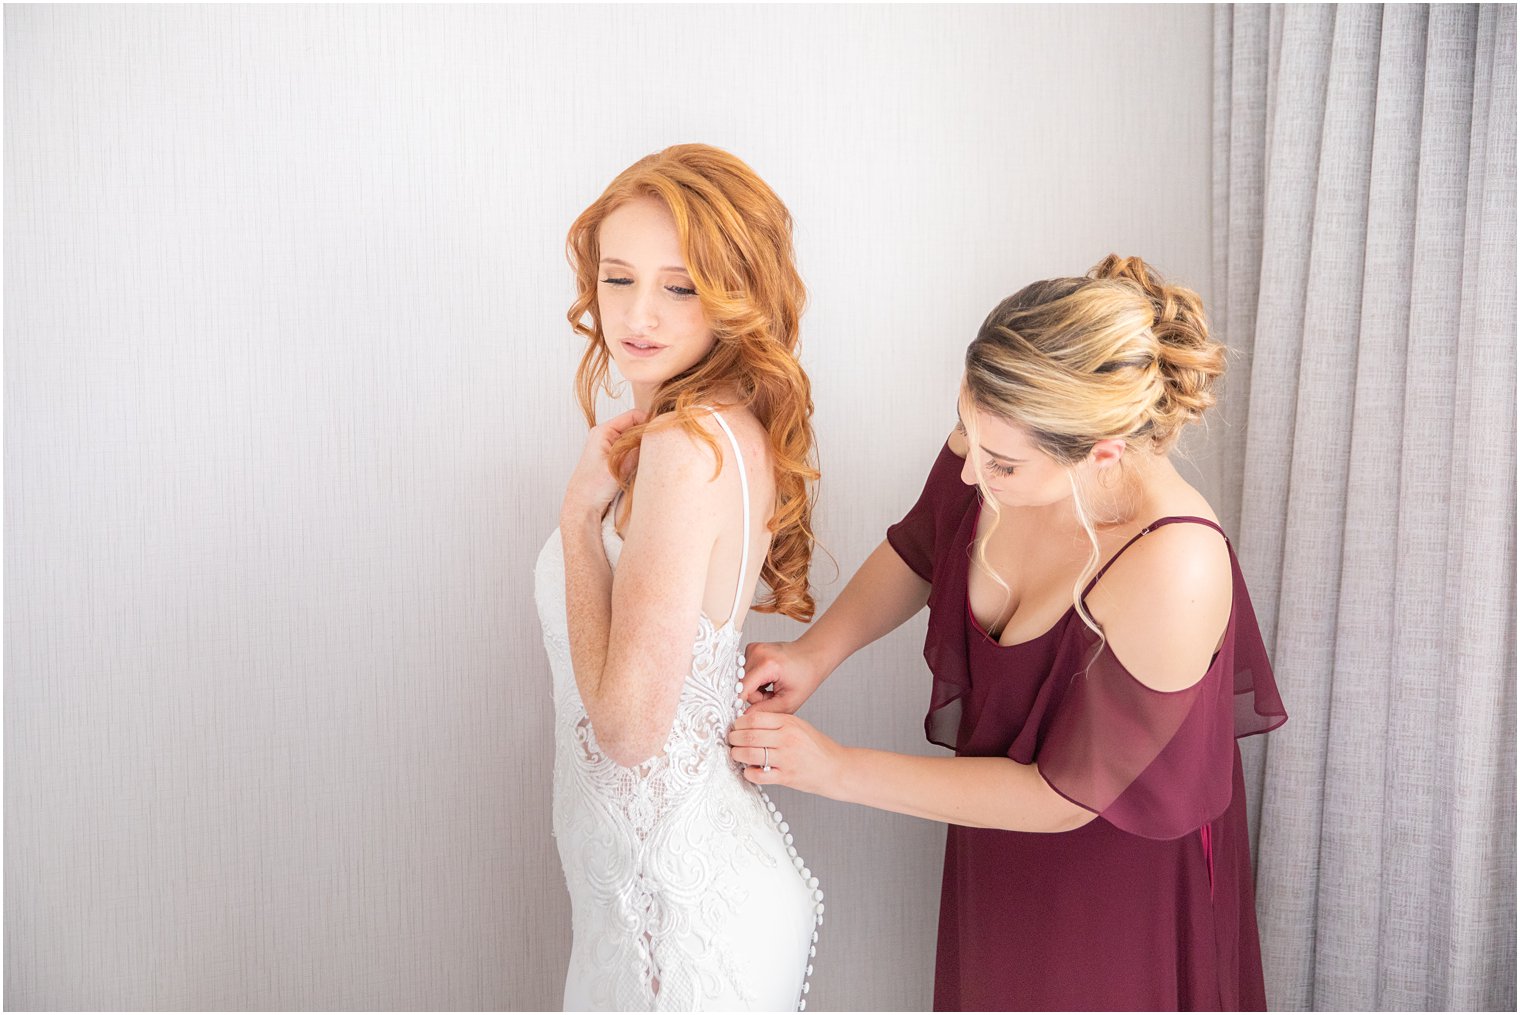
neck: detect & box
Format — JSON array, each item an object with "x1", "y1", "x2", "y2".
[
  {"x1": 1080, "y1": 451, "x2": 1177, "y2": 527},
  {"x1": 631, "y1": 382, "x2": 657, "y2": 415}
]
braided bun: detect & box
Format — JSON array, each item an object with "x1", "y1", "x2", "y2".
[{"x1": 1087, "y1": 254, "x2": 1224, "y2": 448}]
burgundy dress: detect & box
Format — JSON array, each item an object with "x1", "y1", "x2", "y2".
[{"x1": 886, "y1": 441, "x2": 1287, "y2": 1012}]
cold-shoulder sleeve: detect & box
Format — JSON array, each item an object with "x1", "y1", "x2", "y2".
[
  {"x1": 886, "y1": 440, "x2": 974, "y2": 583},
  {"x1": 1029, "y1": 547, "x2": 1288, "y2": 840},
  {"x1": 887, "y1": 440, "x2": 980, "y2": 751}
]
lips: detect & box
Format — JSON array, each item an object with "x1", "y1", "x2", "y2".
[{"x1": 620, "y1": 339, "x2": 665, "y2": 357}]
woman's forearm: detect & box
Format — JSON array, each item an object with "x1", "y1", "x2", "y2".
[
  {"x1": 830, "y1": 748, "x2": 1095, "y2": 834},
  {"x1": 798, "y1": 539, "x2": 931, "y2": 679},
  {"x1": 560, "y1": 506, "x2": 614, "y2": 714}
]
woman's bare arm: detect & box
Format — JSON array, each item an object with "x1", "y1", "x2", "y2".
[
  {"x1": 561, "y1": 420, "x2": 726, "y2": 766},
  {"x1": 743, "y1": 428, "x2": 965, "y2": 710}
]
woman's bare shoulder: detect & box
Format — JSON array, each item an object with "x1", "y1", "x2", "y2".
[
  {"x1": 641, "y1": 405, "x2": 770, "y2": 481},
  {"x1": 1089, "y1": 514, "x2": 1233, "y2": 692}
]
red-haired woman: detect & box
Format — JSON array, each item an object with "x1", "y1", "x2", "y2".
[
  {"x1": 533, "y1": 145, "x2": 822, "y2": 1011},
  {"x1": 729, "y1": 257, "x2": 1287, "y2": 1010}
]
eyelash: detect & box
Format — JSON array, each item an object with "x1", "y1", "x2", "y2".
[
  {"x1": 955, "y1": 419, "x2": 1017, "y2": 476},
  {"x1": 599, "y1": 277, "x2": 697, "y2": 298}
]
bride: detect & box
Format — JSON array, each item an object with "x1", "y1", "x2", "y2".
[{"x1": 533, "y1": 144, "x2": 823, "y2": 1011}]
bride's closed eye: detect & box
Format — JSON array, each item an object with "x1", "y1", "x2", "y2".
[{"x1": 599, "y1": 277, "x2": 698, "y2": 298}]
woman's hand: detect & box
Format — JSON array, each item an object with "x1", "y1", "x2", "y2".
[
  {"x1": 738, "y1": 640, "x2": 829, "y2": 715},
  {"x1": 561, "y1": 408, "x2": 648, "y2": 524},
  {"x1": 727, "y1": 711, "x2": 850, "y2": 797}
]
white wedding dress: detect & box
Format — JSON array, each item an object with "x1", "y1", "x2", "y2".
[{"x1": 534, "y1": 409, "x2": 821, "y2": 1012}]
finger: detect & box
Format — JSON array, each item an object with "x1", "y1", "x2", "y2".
[
  {"x1": 731, "y1": 712, "x2": 785, "y2": 732},
  {"x1": 745, "y1": 695, "x2": 799, "y2": 715},
  {"x1": 727, "y1": 727, "x2": 781, "y2": 748},
  {"x1": 738, "y1": 653, "x2": 777, "y2": 701},
  {"x1": 740, "y1": 676, "x2": 773, "y2": 703},
  {"x1": 728, "y1": 745, "x2": 770, "y2": 768},
  {"x1": 741, "y1": 763, "x2": 784, "y2": 786},
  {"x1": 603, "y1": 408, "x2": 648, "y2": 435}
]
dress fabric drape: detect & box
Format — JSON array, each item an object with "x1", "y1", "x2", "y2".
[
  {"x1": 887, "y1": 441, "x2": 1285, "y2": 1011},
  {"x1": 1211, "y1": 5, "x2": 1515, "y2": 1010}
]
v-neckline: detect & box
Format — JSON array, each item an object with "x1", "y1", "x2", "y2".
[{"x1": 963, "y1": 497, "x2": 1082, "y2": 649}]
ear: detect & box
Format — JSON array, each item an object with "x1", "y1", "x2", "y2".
[{"x1": 1088, "y1": 438, "x2": 1127, "y2": 470}]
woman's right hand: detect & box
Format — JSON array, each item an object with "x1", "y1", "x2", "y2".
[
  {"x1": 739, "y1": 640, "x2": 829, "y2": 715},
  {"x1": 560, "y1": 408, "x2": 647, "y2": 525}
]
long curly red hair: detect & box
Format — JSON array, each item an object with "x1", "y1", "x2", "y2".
[{"x1": 565, "y1": 144, "x2": 818, "y2": 621}]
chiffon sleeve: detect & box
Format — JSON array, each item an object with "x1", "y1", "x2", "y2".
[
  {"x1": 885, "y1": 440, "x2": 972, "y2": 584},
  {"x1": 1032, "y1": 553, "x2": 1288, "y2": 840},
  {"x1": 886, "y1": 440, "x2": 980, "y2": 751}
]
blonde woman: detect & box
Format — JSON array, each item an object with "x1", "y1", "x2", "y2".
[
  {"x1": 730, "y1": 256, "x2": 1287, "y2": 1010},
  {"x1": 534, "y1": 145, "x2": 823, "y2": 1010}
]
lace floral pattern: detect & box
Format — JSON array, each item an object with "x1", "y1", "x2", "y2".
[{"x1": 534, "y1": 514, "x2": 821, "y2": 1011}]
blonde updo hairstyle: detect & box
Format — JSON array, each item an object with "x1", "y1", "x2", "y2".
[
  {"x1": 565, "y1": 144, "x2": 819, "y2": 621},
  {"x1": 961, "y1": 254, "x2": 1225, "y2": 636}
]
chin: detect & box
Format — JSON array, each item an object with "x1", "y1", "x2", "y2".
[
  {"x1": 609, "y1": 355, "x2": 667, "y2": 387},
  {"x1": 992, "y1": 490, "x2": 1061, "y2": 510}
]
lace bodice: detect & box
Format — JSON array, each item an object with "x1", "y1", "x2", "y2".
[{"x1": 533, "y1": 409, "x2": 821, "y2": 1011}]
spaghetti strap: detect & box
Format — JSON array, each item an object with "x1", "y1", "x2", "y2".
[
  {"x1": 701, "y1": 408, "x2": 752, "y2": 628},
  {"x1": 1081, "y1": 516, "x2": 1228, "y2": 598}
]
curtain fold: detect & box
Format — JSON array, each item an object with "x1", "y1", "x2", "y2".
[{"x1": 1212, "y1": 4, "x2": 1515, "y2": 1010}]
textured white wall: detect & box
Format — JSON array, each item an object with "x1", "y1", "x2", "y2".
[{"x1": 4, "y1": 4, "x2": 1212, "y2": 1010}]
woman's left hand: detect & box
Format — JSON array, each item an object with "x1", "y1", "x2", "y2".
[{"x1": 727, "y1": 711, "x2": 849, "y2": 797}]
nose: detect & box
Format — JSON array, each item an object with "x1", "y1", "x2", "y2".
[
  {"x1": 960, "y1": 454, "x2": 979, "y2": 488},
  {"x1": 626, "y1": 284, "x2": 659, "y2": 334}
]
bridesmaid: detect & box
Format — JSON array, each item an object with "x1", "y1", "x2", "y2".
[{"x1": 728, "y1": 255, "x2": 1287, "y2": 1010}]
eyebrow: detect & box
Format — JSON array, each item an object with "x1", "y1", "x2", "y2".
[
  {"x1": 982, "y1": 446, "x2": 1025, "y2": 464},
  {"x1": 599, "y1": 257, "x2": 691, "y2": 274},
  {"x1": 955, "y1": 409, "x2": 1025, "y2": 463}
]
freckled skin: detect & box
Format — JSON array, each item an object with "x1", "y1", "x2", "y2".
[{"x1": 558, "y1": 195, "x2": 769, "y2": 767}]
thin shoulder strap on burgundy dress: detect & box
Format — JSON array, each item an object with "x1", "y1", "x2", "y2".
[{"x1": 1082, "y1": 516, "x2": 1229, "y2": 598}]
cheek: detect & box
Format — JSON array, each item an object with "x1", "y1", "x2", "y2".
[
  {"x1": 677, "y1": 308, "x2": 717, "y2": 354},
  {"x1": 594, "y1": 290, "x2": 620, "y2": 326},
  {"x1": 989, "y1": 468, "x2": 1065, "y2": 507},
  {"x1": 1033, "y1": 471, "x2": 1071, "y2": 503}
]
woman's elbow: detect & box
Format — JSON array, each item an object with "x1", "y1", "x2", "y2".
[
  {"x1": 588, "y1": 713, "x2": 668, "y2": 768},
  {"x1": 600, "y1": 737, "x2": 664, "y2": 769},
  {"x1": 1047, "y1": 808, "x2": 1098, "y2": 833}
]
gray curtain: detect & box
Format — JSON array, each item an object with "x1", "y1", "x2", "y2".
[{"x1": 1213, "y1": 4, "x2": 1516, "y2": 1011}]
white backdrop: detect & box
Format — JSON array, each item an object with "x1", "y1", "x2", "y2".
[{"x1": 5, "y1": 4, "x2": 1214, "y2": 1010}]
